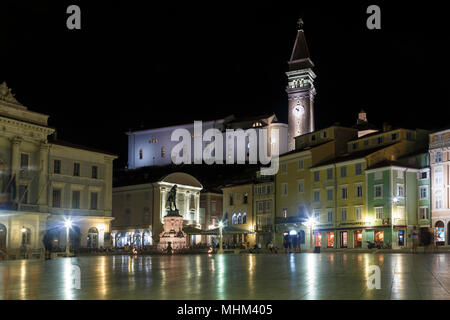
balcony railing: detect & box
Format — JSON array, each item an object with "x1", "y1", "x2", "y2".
[{"x1": 18, "y1": 204, "x2": 39, "y2": 212}]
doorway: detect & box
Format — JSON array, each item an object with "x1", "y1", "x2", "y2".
[{"x1": 0, "y1": 224, "x2": 6, "y2": 249}]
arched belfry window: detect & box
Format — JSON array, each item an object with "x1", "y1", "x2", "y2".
[
  {"x1": 243, "y1": 212, "x2": 247, "y2": 224},
  {"x1": 237, "y1": 213, "x2": 242, "y2": 224}
]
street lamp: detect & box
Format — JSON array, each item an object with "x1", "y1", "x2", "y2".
[
  {"x1": 218, "y1": 221, "x2": 224, "y2": 254},
  {"x1": 64, "y1": 219, "x2": 72, "y2": 256},
  {"x1": 304, "y1": 216, "x2": 317, "y2": 253}
]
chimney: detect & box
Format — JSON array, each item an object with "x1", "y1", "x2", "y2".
[{"x1": 357, "y1": 109, "x2": 367, "y2": 124}]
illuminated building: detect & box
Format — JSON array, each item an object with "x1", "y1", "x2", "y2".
[{"x1": 0, "y1": 82, "x2": 117, "y2": 257}]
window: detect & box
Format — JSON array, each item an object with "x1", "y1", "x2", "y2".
[
  {"x1": 397, "y1": 184, "x2": 404, "y2": 197},
  {"x1": 419, "y1": 186, "x2": 428, "y2": 200},
  {"x1": 161, "y1": 147, "x2": 165, "y2": 157},
  {"x1": 340, "y1": 166, "x2": 347, "y2": 178},
  {"x1": 54, "y1": 160, "x2": 61, "y2": 174},
  {"x1": 314, "y1": 171, "x2": 320, "y2": 182},
  {"x1": 341, "y1": 208, "x2": 347, "y2": 221},
  {"x1": 281, "y1": 163, "x2": 287, "y2": 173},
  {"x1": 327, "y1": 188, "x2": 333, "y2": 201},
  {"x1": 397, "y1": 169, "x2": 403, "y2": 179},
  {"x1": 327, "y1": 210, "x2": 333, "y2": 222},
  {"x1": 327, "y1": 168, "x2": 333, "y2": 180},
  {"x1": 391, "y1": 133, "x2": 398, "y2": 140},
  {"x1": 434, "y1": 167, "x2": 443, "y2": 185},
  {"x1": 327, "y1": 232, "x2": 335, "y2": 248},
  {"x1": 419, "y1": 207, "x2": 428, "y2": 220},
  {"x1": 72, "y1": 191, "x2": 80, "y2": 209},
  {"x1": 419, "y1": 171, "x2": 428, "y2": 179},
  {"x1": 232, "y1": 214, "x2": 237, "y2": 225},
  {"x1": 340, "y1": 231, "x2": 348, "y2": 248},
  {"x1": 139, "y1": 149, "x2": 143, "y2": 159},
  {"x1": 355, "y1": 163, "x2": 363, "y2": 175},
  {"x1": 374, "y1": 171, "x2": 382, "y2": 180},
  {"x1": 435, "y1": 191, "x2": 443, "y2": 209},
  {"x1": 149, "y1": 138, "x2": 158, "y2": 143},
  {"x1": 298, "y1": 205, "x2": 306, "y2": 218},
  {"x1": 237, "y1": 213, "x2": 242, "y2": 224},
  {"x1": 311, "y1": 135, "x2": 316, "y2": 141},
  {"x1": 321, "y1": 131, "x2": 327, "y2": 138},
  {"x1": 73, "y1": 163, "x2": 80, "y2": 176},
  {"x1": 375, "y1": 207, "x2": 383, "y2": 219},
  {"x1": 52, "y1": 189, "x2": 61, "y2": 207},
  {"x1": 18, "y1": 185, "x2": 28, "y2": 204},
  {"x1": 377, "y1": 136, "x2": 383, "y2": 144},
  {"x1": 364, "y1": 140, "x2": 369, "y2": 147},
  {"x1": 406, "y1": 132, "x2": 413, "y2": 140},
  {"x1": 143, "y1": 207, "x2": 150, "y2": 224},
  {"x1": 355, "y1": 207, "x2": 362, "y2": 220},
  {"x1": 282, "y1": 183, "x2": 288, "y2": 195},
  {"x1": 374, "y1": 185, "x2": 383, "y2": 198},
  {"x1": 355, "y1": 183, "x2": 363, "y2": 198},
  {"x1": 314, "y1": 209, "x2": 320, "y2": 221},
  {"x1": 298, "y1": 160, "x2": 304, "y2": 170},
  {"x1": 352, "y1": 143, "x2": 358, "y2": 150},
  {"x1": 314, "y1": 190, "x2": 320, "y2": 202},
  {"x1": 92, "y1": 166, "x2": 98, "y2": 179},
  {"x1": 229, "y1": 194, "x2": 234, "y2": 205},
  {"x1": 298, "y1": 180, "x2": 304, "y2": 193},
  {"x1": 211, "y1": 201, "x2": 216, "y2": 212},
  {"x1": 243, "y1": 193, "x2": 248, "y2": 204},
  {"x1": 242, "y1": 213, "x2": 247, "y2": 224},
  {"x1": 341, "y1": 186, "x2": 348, "y2": 199},
  {"x1": 90, "y1": 192, "x2": 98, "y2": 210},
  {"x1": 20, "y1": 153, "x2": 29, "y2": 170},
  {"x1": 282, "y1": 208, "x2": 287, "y2": 218}
]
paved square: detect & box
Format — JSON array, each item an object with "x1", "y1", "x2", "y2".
[{"x1": 0, "y1": 253, "x2": 449, "y2": 299}]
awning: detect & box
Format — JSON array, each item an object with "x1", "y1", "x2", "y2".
[
  {"x1": 182, "y1": 225, "x2": 204, "y2": 235},
  {"x1": 201, "y1": 226, "x2": 255, "y2": 235}
]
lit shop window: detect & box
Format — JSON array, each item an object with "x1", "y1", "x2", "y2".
[{"x1": 327, "y1": 232, "x2": 334, "y2": 248}]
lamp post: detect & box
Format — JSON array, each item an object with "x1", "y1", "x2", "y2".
[
  {"x1": 65, "y1": 219, "x2": 72, "y2": 256},
  {"x1": 218, "y1": 221, "x2": 224, "y2": 254},
  {"x1": 305, "y1": 217, "x2": 317, "y2": 253}
]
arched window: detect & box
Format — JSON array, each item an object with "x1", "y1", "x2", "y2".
[
  {"x1": 87, "y1": 227, "x2": 99, "y2": 248},
  {"x1": 232, "y1": 213, "x2": 237, "y2": 225},
  {"x1": 139, "y1": 149, "x2": 143, "y2": 159},
  {"x1": 237, "y1": 213, "x2": 242, "y2": 224},
  {"x1": 242, "y1": 212, "x2": 247, "y2": 224}
]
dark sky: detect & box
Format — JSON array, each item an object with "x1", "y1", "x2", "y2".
[{"x1": 1, "y1": 1, "x2": 449, "y2": 168}]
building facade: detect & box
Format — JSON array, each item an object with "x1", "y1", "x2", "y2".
[
  {"x1": 112, "y1": 172, "x2": 203, "y2": 247},
  {"x1": 0, "y1": 82, "x2": 116, "y2": 257},
  {"x1": 429, "y1": 128, "x2": 450, "y2": 246}
]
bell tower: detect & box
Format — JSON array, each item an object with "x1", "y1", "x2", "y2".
[{"x1": 286, "y1": 19, "x2": 316, "y2": 151}]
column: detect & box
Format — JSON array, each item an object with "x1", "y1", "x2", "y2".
[
  {"x1": 11, "y1": 137, "x2": 21, "y2": 205},
  {"x1": 103, "y1": 156, "x2": 113, "y2": 216},
  {"x1": 38, "y1": 143, "x2": 49, "y2": 210}
]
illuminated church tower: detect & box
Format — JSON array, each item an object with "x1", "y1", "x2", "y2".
[{"x1": 286, "y1": 19, "x2": 316, "y2": 151}]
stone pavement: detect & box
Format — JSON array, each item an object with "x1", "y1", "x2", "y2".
[{"x1": 0, "y1": 252, "x2": 449, "y2": 300}]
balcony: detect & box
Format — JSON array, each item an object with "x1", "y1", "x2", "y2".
[{"x1": 18, "y1": 204, "x2": 39, "y2": 212}]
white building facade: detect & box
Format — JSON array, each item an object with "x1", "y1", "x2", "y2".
[{"x1": 0, "y1": 83, "x2": 116, "y2": 258}]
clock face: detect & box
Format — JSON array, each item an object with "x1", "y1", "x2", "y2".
[{"x1": 294, "y1": 104, "x2": 303, "y2": 116}]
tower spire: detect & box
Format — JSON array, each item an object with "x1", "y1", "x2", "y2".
[{"x1": 286, "y1": 19, "x2": 316, "y2": 151}]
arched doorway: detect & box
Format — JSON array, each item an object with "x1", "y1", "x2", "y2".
[
  {"x1": 435, "y1": 221, "x2": 445, "y2": 246},
  {"x1": 0, "y1": 223, "x2": 6, "y2": 249},
  {"x1": 133, "y1": 231, "x2": 141, "y2": 248},
  {"x1": 87, "y1": 227, "x2": 99, "y2": 248}
]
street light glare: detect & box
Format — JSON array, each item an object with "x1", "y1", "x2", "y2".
[
  {"x1": 218, "y1": 221, "x2": 224, "y2": 227},
  {"x1": 64, "y1": 219, "x2": 72, "y2": 228}
]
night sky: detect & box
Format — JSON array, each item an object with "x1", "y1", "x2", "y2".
[{"x1": 1, "y1": 1, "x2": 449, "y2": 168}]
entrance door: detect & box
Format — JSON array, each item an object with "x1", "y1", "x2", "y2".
[
  {"x1": 0, "y1": 224, "x2": 6, "y2": 249},
  {"x1": 435, "y1": 221, "x2": 445, "y2": 246},
  {"x1": 398, "y1": 230, "x2": 405, "y2": 246},
  {"x1": 354, "y1": 230, "x2": 362, "y2": 248}
]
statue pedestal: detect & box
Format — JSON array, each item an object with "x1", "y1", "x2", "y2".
[{"x1": 158, "y1": 209, "x2": 187, "y2": 252}]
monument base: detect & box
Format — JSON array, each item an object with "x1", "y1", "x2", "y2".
[{"x1": 158, "y1": 211, "x2": 187, "y2": 252}]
